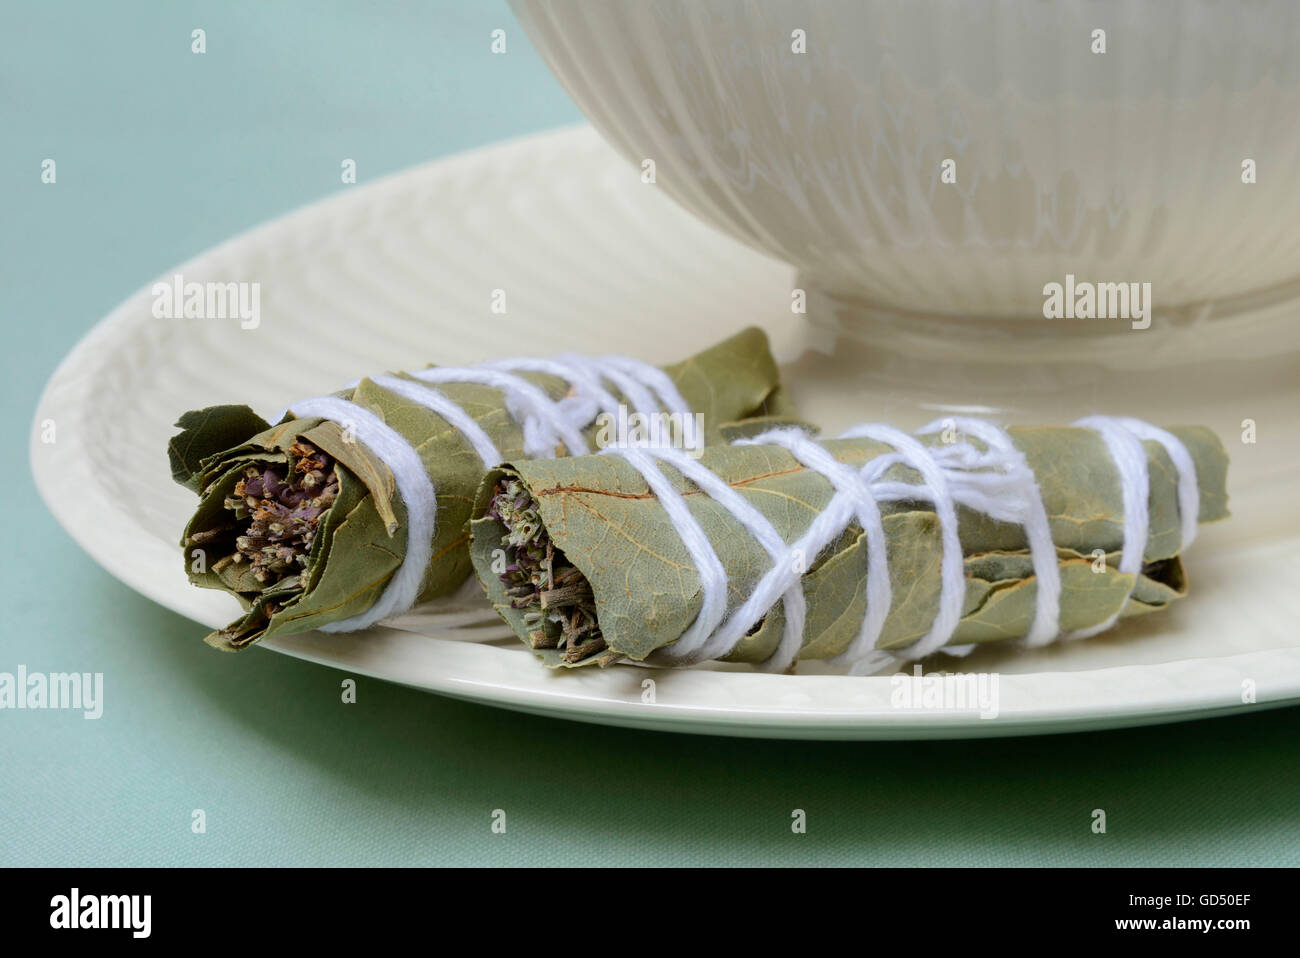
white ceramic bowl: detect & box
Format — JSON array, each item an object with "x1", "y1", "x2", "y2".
[{"x1": 513, "y1": 0, "x2": 1300, "y2": 328}]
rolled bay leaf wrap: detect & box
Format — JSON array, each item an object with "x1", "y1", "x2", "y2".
[
  {"x1": 469, "y1": 425, "x2": 1229, "y2": 669},
  {"x1": 168, "y1": 327, "x2": 791, "y2": 651}
]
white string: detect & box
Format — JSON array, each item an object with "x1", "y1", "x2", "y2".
[
  {"x1": 604, "y1": 445, "x2": 808, "y2": 666},
  {"x1": 1065, "y1": 416, "x2": 1149, "y2": 639},
  {"x1": 1064, "y1": 416, "x2": 1200, "y2": 640},
  {"x1": 410, "y1": 366, "x2": 590, "y2": 459},
  {"x1": 370, "y1": 375, "x2": 502, "y2": 467},
  {"x1": 1107, "y1": 417, "x2": 1200, "y2": 551},
  {"x1": 733, "y1": 429, "x2": 896, "y2": 672},
  {"x1": 287, "y1": 396, "x2": 437, "y2": 634},
  {"x1": 918, "y1": 417, "x2": 1063, "y2": 649},
  {"x1": 838, "y1": 424, "x2": 967, "y2": 668},
  {"x1": 286, "y1": 355, "x2": 689, "y2": 632},
  {"x1": 607, "y1": 447, "x2": 730, "y2": 658},
  {"x1": 605, "y1": 416, "x2": 1199, "y2": 673},
  {"x1": 478, "y1": 357, "x2": 621, "y2": 431}
]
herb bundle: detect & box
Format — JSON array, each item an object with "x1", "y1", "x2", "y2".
[{"x1": 470, "y1": 424, "x2": 1229, "y2": 670}]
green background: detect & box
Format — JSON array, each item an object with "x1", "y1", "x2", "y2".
[{"x1": 3, "y1": 1, "x2": 1296, "y2": 866}]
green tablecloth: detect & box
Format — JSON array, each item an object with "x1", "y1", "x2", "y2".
[{"x1": 4, "y1": 0, "x2": 1296, "y2": 867}]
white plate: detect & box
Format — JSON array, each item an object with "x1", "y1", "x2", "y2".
[{"x1": 31, "y1": 126, "x2": 1300, "y2": 739}]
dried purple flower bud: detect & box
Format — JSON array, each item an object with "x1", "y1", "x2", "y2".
[{"x1": 219, "y1": 442, "x2": 340, "y2": 588}]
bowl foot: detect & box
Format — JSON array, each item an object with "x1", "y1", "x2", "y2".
[{"x1": 780, "y1": 274, "x2": 1300, "y2": 432}]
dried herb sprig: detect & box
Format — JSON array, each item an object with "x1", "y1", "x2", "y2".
[
  {"x1": 487, "y1": 478, "x2": 611, "y2": 664},
  {"x1": 198, "y1": 441, "x2": 340, "y2": 587}
]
